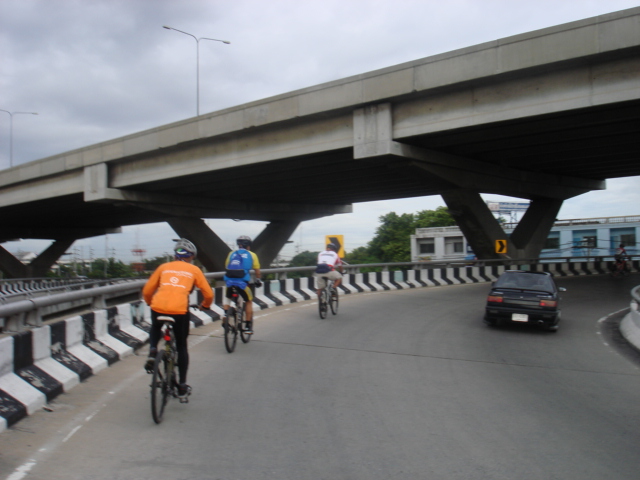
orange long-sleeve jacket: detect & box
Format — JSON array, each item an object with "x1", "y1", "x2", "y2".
[{"x1": 142, "y1": 260, "x2": 213, "y2": 315}]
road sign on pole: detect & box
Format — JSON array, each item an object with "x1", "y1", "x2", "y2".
[
  {"x1": 325, "y1": 235, "x2": 345, "y2": 257},
  {"x1": 495, "y1": 240, "x2": 507, "y2": 254}
]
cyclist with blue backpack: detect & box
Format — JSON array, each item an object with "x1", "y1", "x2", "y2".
[{"x1": 223, "y1": 235, "x2": 262, "y2": 334}]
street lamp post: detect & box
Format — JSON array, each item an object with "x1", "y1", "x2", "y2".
[
  {"x1": 163, "y1": 26, "x2": 230, "y2": 117},
  {"x1": 0, "y1": 109, "x2": 38, "y2": 168}
]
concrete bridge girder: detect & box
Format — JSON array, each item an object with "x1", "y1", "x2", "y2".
[{"x1": 353, "y1": 103, "x2": 597, "y2": 260}]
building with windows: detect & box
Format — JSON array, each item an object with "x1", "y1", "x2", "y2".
[{"x1": 410, "y1": 215, "x2": 639, "y2": 261}]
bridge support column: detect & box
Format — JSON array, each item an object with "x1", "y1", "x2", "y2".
[
  {"x1": 252, "y1": 220, "x2": 300, "y2": 268},
  {"x1": 441, "y1": 190, "x2": 563, "y2": 260},
  {"x1": 167, "y1": 218, "x2": 300, "y2": 272},
  {"x1": 0, "y1": 245, "x2": 29, "y2": 278},
  {"x1": 509, "y1": 197, "x2": 563, "y2": 258},
  {"x1": 441, "y1": 190, "x2": 509, "y2": 260},
  {"x1": 0, "y1": 238, "x2": 76, "y2": 278},
  {"x1": 167, "y1": 218, "x2": 231, "y2": 273}
]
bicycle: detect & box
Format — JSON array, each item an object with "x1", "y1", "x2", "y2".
[
  {"x1": 318, "y1": 277, "x2": 339, "y2": 319},
  {"x1": 150, "y1": 315, "x2": 190, "y2": 424},
  {"x1": 224, "y1": 285, "x2": 252, "y2": 353},
  {"x1": 610, "y1": 258, "x2": 631, "y2": 277}
]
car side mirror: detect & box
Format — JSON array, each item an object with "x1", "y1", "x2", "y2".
[{"x1": 559, "y1": 287, "x2": 567, "y2": 292}]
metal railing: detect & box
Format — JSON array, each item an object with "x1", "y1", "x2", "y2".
[{"x1": 0, "y1": 257, "x2": 636, "y2": 334}]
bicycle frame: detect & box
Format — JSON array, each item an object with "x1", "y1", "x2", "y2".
[
  {"x1": 150, "y1": 316, "x2": 178, "y2": 424},
  {"x1": 224, "y1": 286, "x2": 252, "y2": 352},
  {"x1": 318, "y1": 277, "x2": 339, "y2": 319}
]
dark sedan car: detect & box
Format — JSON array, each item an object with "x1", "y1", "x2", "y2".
[{"x1": 484, "y1": 270, "x2": 565, "y2": 331}]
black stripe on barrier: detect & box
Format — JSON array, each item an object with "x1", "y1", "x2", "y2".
[
  {"x1": 412, "y1": 270, "x2": 428, "y2": 287},
  {"x1": 278, "y1": 280, "x2": 298, "y2": 303},
  {"x1": 386, "y1": 271, "x2": 404, "y2": 289},
  {"x1": 401, "y1": 270, "x2": 417, "y2": 288},
  {"x1": 189, "y1": 314, "x2": 204, "y2": 328},
  {"x1": 49, "y1": 321, "x2": 92, "y2": 381},
  {"x1": 426, "y1": 269, "x2": 441, "y2": 286},
  {"x1": 17, "y1": 365, "x2": 63, "y2": 402},
  {"x1": 11, "y1": 330, "x2": 65, "y2": 401},
  {"x1": 593, "y1": 261, "x2": 607, "y2": 275},
  {"x1": 438, "y1": 268, "x2": 454, "y2": 285},
  {"x1": 262, "y1": 282, "x2": 282, "y2": 306},
  {"x1": 214, "y1": 286, "x2": 226, "y2": 307},
  {"x1": 344, "y1": 273, "x2": 363, "y2": 292},
  {"x1": 0, "y1": 391, "x2": 26, "y2": 428},
  {"x1": 375, "y1": 272, "x2": 392, "y2": 290},
  {"x1": 130, "y1": 301, "x2": 151, "y2": 333},
  {"x1": 452, "y1": 268, "x2": 465, "y2": 284},
  {"x1": 12, "y1": 330, "x2": 33, "y2": 371},
  {"x1": 579, "y1": 262, "x2": 593, "y2": 275},
  {"x1": 477, "y1": 266, "x2": 492, "y2": 283},
  {"x1": 293, "y1": 278, "x2": 311, "y2": 300},
  {"x1": 464, "y1": 266, "x2": 481, "y2": 283},
  {"x1": 106, "y1": 307, "x2": 145, "y2": 348},
  {"x1": 80, "y1": 313, "x2": 119, "y2": 365},
  {"x1": 361, "y1": 273, "x2": 377, "y2": 291},
  {"x1": 553, "y1": 263, "x2": 568, "y2": 276}
]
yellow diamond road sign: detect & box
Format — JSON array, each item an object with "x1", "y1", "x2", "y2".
[{"x1": 495, "y1": 240, "x2": 507, "y2": 254}]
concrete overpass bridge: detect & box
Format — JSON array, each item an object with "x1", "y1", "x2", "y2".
[{"x1": 1, "y1": 7, "x2": 639, "y2": 278}]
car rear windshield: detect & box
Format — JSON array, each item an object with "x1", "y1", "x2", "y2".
[{"x1": 495, "y1": 273, "x2": 553, "y2": 292}]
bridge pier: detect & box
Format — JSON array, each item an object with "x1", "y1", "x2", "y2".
[
  {"x1": 0, "y1": 239, "x2": 75, "y2": 279},
  {"x1": 441, "y1": 190, "x2": 563, "y2": 260},
  {"x1": 166, "y1": 217, "x2": 299, "y2": 272}
]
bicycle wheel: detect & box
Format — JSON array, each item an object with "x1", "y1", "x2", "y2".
[
  {"x1": 151, "y1": 350, "x2": 169, "y2": 424},
  {"x1": 224, "y1": 307, "x2": 238, "y2": 353},
  {"x1": 240, "y1": 304, "x2": 252, "y2": 343},
  {"x1": 318, "y1": 289, "x2": 328, "y2": 319},
  {"x1": 329, "y1": 287, "x2": 339, "y2": 315}
]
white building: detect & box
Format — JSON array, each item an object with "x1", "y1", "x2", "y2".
[{"x1": 410, "y1": 215, "x2": 640, "y2": 261}]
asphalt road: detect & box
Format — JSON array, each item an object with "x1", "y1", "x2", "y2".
[{"x1": 1, "y1": 274, "x2": 639, "y2": 480}]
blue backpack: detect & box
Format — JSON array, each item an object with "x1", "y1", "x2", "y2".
[{"x1": 224, "y1": 249, "x2": 253, "y2": 287}]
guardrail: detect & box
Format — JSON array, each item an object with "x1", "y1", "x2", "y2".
[
  {"x1": 629, "y1": 284, "x2": 640, "y2": 330},
  {"x1": 1, "y1": 256, "x2": 637, "y2": 333}
]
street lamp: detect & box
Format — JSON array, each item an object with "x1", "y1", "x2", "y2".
[
  {"x1": 0, "y1": 109, "x2": 38, "y2": 168},
  {"x1": 163, "y1": 26, "x2": 230, "y2": 117}
]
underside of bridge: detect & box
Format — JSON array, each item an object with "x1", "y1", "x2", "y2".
[
  {"x1": 2, "y1": 8, "x2": 640, "y2": 278},
  {"x1": 2, "y1": 94, "x2": 638, "y2": 277}
]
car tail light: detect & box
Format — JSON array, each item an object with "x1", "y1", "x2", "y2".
[
  {"x1": 539, "y1": 299, "x2": 557, "y2": 307},
  {"x1": 487, "y1": 295, "x2": 503, "y2": 303}
]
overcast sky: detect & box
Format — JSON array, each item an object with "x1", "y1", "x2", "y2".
[{"x1": 1, "y1": 0, "x2": 639, "y2": 263}]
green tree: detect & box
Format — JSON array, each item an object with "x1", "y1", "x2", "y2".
[
  {"x1": 289, "y1": 250, "x2": 319, "y2": 267},
  {"x1": 144, "y1": 255, "x2": 171, "y2": 272},
  {"x1": 346, "y1": 207, "x2": 457, "y2": 264},
  {"x1": 286, "y1": 250, "x2": 319, "y2": 278},
  {"x1": 415, "y1": 206, "x2": 456, "y2": 228},
  {"x1": 367, "y1": 212, "x2": 416, "y2": 262}
]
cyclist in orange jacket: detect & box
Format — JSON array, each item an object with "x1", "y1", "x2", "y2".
[{"x1": 142, "y1": 238, "x2": 213, "y2": 399}]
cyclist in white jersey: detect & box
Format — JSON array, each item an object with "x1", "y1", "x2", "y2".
[{"x1": 314, "y1": 243, "x2": 344, "y2": 297}]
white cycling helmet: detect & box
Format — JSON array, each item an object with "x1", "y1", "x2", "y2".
[
  {"x1": 173, "y1": 238, "x2": 197, "y2": 258},
  {"x1": 236, "y1": 235, "x2": 252, "y2": 248}
]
